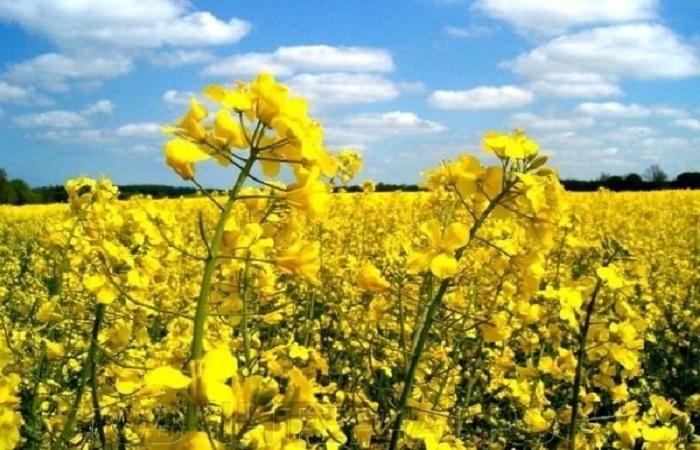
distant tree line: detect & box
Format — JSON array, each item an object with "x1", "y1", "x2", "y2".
[
  {"x1": 1, "y1": 165, "x2": 699, "y2": 205},
  {"x1": 562, "y1": 165, "x2": 700, "y2": 192},
  {"x1": 0, "y1": 169, "x2": 38, "y2": 205}
]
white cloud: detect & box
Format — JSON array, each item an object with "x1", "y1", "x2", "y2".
[
  {"x1": 162, "y1": 90, "x2": 196, "y2": 107},
  {"x1": 576, "y1": 102, "x2": 651, "y2": 118},
  {"x1": 428, "y1": 85, "x2": 533, "y2": 110},
  {"x1": 31, "y1": 121, "x2": 163, "y2": 143},
  {"x1": 607, "y1": 126, "x2": 657, "y2": 139},
  {"x1": 527, "y1": 73, "x2": 622, "y2": 98},
  {"x1": 344, "y1": 111, "x2": 446, "y2": 132},
  {"x1": 474, "y1": 0, "x2": 657, "y2": 36},
  {"x1": 13, "y1": 110, "x2": 88, "y2": 128},
  {"x1": 654, "y1": 107, "x2": 688, "y2": 118},
  {"x1": 576, "y1": 102, "x2": 691, "y2": 119},
  {"x1": 203, "y1": 53, "x2": 294, "y2": 77},
  {"x1": 326, "y1": 111, "x2": 446, "y2": 147},
  {"x1": 674, "y1": 118, "x2": 700, "y2": 131},
  {"x1": 512, "y1": 112, "x2": 595, "y2": 130},
  {"x1": 202, "y1": 45, "x2": 393, "y2": 77},
  {"x1": 287, "y1": 73, "x2": 400, "y2": 106},
  {"x1": 82, "y1": 99, "x2": 114, "y2": 116},
  {"x1": 115, "y1": 122, "x2": 162, "y2": 138},
  {"x1": 508, "y1": 24, "x2": 700, "y2": 98},
  {"x1": 149, "y1": 50, "x2": 215, "y2": 67},
  {"x1": 5, "y1": 53, "x2": 133, "y2": 92},
  {"x1": 0, "y1": 1, "x2": 249, "y2": 49},
  {"x1": 443, "y1": 25, "x2": 495, "y2": 38},
  {"x1": 0, "y1": 81, "x2": 30, "y2": 102},
  {"x1": 12, "y1": 99, "x2": 115, "y2": 129},
  {"x1": 0, "y1": 1, "x2": 249, "y2": 94}
]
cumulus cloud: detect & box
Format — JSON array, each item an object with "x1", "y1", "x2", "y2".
[
  {"x1": 13, "y1": 110, "x2": 89, "y2": 128},
  {"x1": 428, "y1": 85, "x2": 533, "y2": 110},
  {"x1": 0, "y1": 81, "x2": 31, "y2": 103},
  {"x1": 82, "y1": 99, "x2": 114, "y2": 117},
  {"x1": 527, "y1": 73, "x2": 622, "y2": 98},
  {"x1": 0, "y1": 0, "x2": 249, "y2": 49},
  {"x1": 576, "y1": 102, "x2": 651, "y2": 118},
  {"x1": 0, "y1": 1, "x2": 249, "y2": 93},
  {"x1": 287, "y1": 73, "x2": 401, "y2": 107},
  {"x1": 202, "y1": 45, "x2": 394, "y2": 77},
  {"x1": 507, "y1": 24, "x2": 700, "y2": 98},
  {"x1": 343, "y1": 111, "x2": 446, "y2": 132},
  {"x1": 13, "y1": 99, "x2": 114, "y2": 129},
  {"x1": 325, "y1": 111, "x2": 446, "y2": 147},
  {"x1": 510, "y1": 24, "x2": 700, "y2": 80},
  {"x1": 674, "y1": 118, "x2": 700, "y2": 131},
  {"x1": 5, "y1": 53, "x2": 134, "y2": 92},
  {"x1": 115, "y1": 122, "x2": 162, "y2": 138},
  {"x1": 474, "y1": 0, "x2": 657, "y2": 36},
  {"x1": 511, "y1": 112, "x2": 595, "y2": 130},
  {"x1": 443, "y1": 25, "x2": 495, "y2": 38},
  {"x1": 162, "y1": 90, "x2": 196, "y2": 108},
  {"x1": 576, "y1": 102, "x2": 691, "y2": 119},
  {"x1": 149, "y1": 50, "x2": 215, "y2": 67}
]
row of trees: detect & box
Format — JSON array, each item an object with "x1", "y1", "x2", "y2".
[
  {"x1": 1, "y1": 165, "x2": 699, "y2": 204},
  {"x1": 0, "y1": 169, "x2": 37, "y2": 205},
  {"x1": 563, "y1": 165, "x2": 700, "y2": 192}
]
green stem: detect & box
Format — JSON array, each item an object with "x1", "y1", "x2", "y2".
[
  {"x1": 397, "y1": 281, "x2": 408, "y2": 372},
  {"x1": 387, "y1": 278, "x2": 450, "y2": 450},
  {"x1": 185, "y1": 151, "x2": 258, "y2": 431},
  {"x1": 387, "y1": 182, "x2": 512, "y2": 450},
  {"x1": 26, "y1": 213, "x2": 85, "y2": 448},
  {"x1": 53, "y1": 303, "x2": 105, "y2": 450},
  {"x1": 24, "y1": 345, "x2": 47, "y2": 450},
  {"x1": 90, "y1": 334, "x2": 107, "y2": 449},
  {"x1": 567, "y1": 277, "x2": 603, "y2": 450},
  {"x1": 242, "y1": 253, "x2": 252, "y2": 373}
]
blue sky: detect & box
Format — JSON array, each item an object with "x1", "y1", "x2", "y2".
[{"x1": 0, "y1": 0, "x2": 699, "y2": 186}]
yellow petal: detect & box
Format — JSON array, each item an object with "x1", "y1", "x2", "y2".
[
  {"x1": 202, "y1": 347, "x2": 237, "y2": 382},
  {"x1": 443, "y1": 222, "x2": 469, "y2": 250},
  {"x1": 83, "y1": 274, "x2": 106, "y2": 292},
  {"x1": 96, "y1": 284, "x2": 118, "y2": 305},
  {"x1": 144, "y1": 366, "x2": 191, "y2": 390},
  {"x1": 164, "y1": 139, "x2": 210, "y2": 180},
  {"x1": 430, "y1": 253, "x2": 458, "y2": 279}
]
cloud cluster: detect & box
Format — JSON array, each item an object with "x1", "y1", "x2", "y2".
[
  {"x1": 0, "y1": 0, "x2": 250, "y2": 93},
  {"x1": 428, "y1": 86, "x2": 533, "y2": 110},
  {"x1": 202, "y1": 45, "x2": 406, "y2": 109},
  {"x1": 511, "y1": 112, "x2": 595, "y2": 130},
  {"x1": 0, "y1": 1, "x2": 249, "y2": 49},
  {"x1": 202, "y1": 45, "x2": 393, "y2": 77},
  {"x1": 326, "y1": 111, "x2": 446, "y2": 148},
  {"x1": 474, "y1": 0, "x2": 657, "y2": 36},
  {"x1": 13, "y1": 99, "x2": 113, "y2": 128},
  {"x1": 0, "y1": 81, "x2": 31, "y2": 103},
  {"x1": 440, "y1": 0, "x2": 700, "y2": 106},
  {"x1": 509, "y1": 23, "x2": 700, "y2": 98}
]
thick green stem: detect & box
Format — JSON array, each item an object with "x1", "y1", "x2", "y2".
[
  {"x1": 387, "y1": 183, "x2": 512, "y2": 450},
  {"x1": 567, "y1": 278, "x2": 603, "y2": 450},
  {"x1": 387, "y1": 279, "x2": 450, "y2": 450},
  {"x1": 242, "y1": 253, "x2": 252, "y2": 372},
  {"x1": 26, "y1": 214, "x2": 85, "y2": 448},
  {"x1": 53, "y1": 303, "x2": 106, "y2": 450},
  {"x1": 185, "y1": 152, "x2": 258, "y2": 431},
  {"x1": 90, "y1": 335, "x2": 107, "y2": 449},
  {"x1": 24, "y1": 346, "x2": 47, "y2": 450}
]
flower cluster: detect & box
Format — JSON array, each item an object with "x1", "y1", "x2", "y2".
[{"x1": 0, "y1": 73, "x2": 699, "y2": 450}]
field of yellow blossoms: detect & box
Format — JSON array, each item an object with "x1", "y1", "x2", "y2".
[{"x1": 0, "y1": 73, "x2": 699, "y2": 450}]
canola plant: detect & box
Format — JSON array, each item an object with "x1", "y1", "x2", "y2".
[{"x1": 0, "y1": 73, "x2": 699, "y2": 449}]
